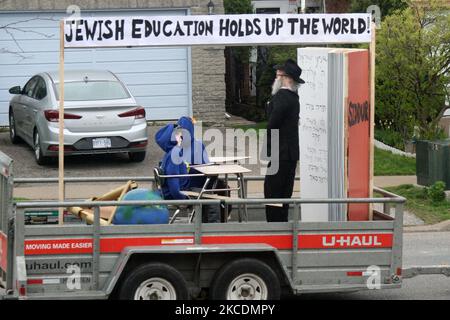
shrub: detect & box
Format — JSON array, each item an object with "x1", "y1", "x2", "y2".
[
  {"x1": 375, "y1": 128, "x2": 405, "y2": 150},
  {"x1": 426, "y1": 181, "x2": 446, "y2": 204}
]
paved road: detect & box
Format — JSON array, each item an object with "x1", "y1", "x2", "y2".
[
  {"x1": 288, "y1": 231, "x2": 450, "y2": 300},
  {"x1": 0, "y1": 126, "x2": 166, "y2": 178}
]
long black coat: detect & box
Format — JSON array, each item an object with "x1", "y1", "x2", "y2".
[{"x1": 265, "y1": 89, "x2": 300, "y2": 162}]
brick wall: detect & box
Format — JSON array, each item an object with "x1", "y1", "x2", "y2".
[
  {"x1": 325, "y1": 0, "x2": 351, "y2": 13},
  {"x1": 0, "y1": 0, "x2": 226, "y2": 126}
]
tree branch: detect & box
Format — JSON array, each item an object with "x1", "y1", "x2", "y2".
[
  {"x1": 0, "y1": 48, "x2": 29, "y2": 63},
  {"x1": 0, "y1": 16, "x2": 57, "y2": 60}
]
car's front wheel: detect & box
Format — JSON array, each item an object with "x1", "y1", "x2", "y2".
[
  {"x1": 9, "y1": 110, "x2": 22, "y2": 144},
  {"x1": 129, "y1": 151, "x2": 146, "y2": 162},
  {"x1": 34, "y1": 130, "x2": 50, "y2": 165}
]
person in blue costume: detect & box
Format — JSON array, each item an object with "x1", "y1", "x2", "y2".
[
  {"x1": 155, "y1": 123, "x2": 220, "y2": 223},
  {"x1": 177, "y1": 116, "x2": 209, "y2": 165},
  {"x1": 176, "y1": 116, "x2": 210, "y2": 189},
  {"x1": 155, "y1": 123, "x2": 190, "y2": 200},
  {"x1": 177, "y1": 116, "x2": 232, "y2": 221}
]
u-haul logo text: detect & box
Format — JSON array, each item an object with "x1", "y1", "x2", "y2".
[
  {"x1": 298, "y1": 233, "x2": 393, "y2": 249},
  {"x1": 323, "y1": 235, "x2": 382, "y2": 247}
]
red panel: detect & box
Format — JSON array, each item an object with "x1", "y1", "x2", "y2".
[
  {"x1": 347, "y1": 51, "x2": 370, "y2": 220},
  {"x1": 23, "y1": 233, "x2": 392, "y2": 256},
  {"x1": 100, "y1": 236, "x2": 194, "y2": 253},
  {"x1": 202, "y1": 235, "x2": 293, "y2": 250},
  {"x1": 0, "y1": 232, "x2": 7, "y2": 272}
]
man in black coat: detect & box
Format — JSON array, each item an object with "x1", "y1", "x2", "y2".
[{"x1": 264, "y1": 59, "x2": 304, "y2": 222}]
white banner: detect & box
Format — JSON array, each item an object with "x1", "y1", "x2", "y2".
[{"x1": 63, "y1": 14, "x2": 372, "y2": 48}]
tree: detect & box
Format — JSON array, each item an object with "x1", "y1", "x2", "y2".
[
  {"x1": 223, "y1": 0, "x2": 253, "y2": 110},
  {"x1": 223, "y1": 0, "x2": 253, "y2": 62},
  {"x1": 350, "y1": 0, "x2": 408, "y2": 17},
  {"x1": 376, "y1": 1, "x2": 450, "y2": 142}
]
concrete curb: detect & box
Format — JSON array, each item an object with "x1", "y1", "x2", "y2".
[{"x1": 404, "y1": 220, "x2": 450, "y2": 233}]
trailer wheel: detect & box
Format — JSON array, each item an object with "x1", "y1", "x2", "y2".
[
  {"x1": 119, "y1": 263, "x2": 189, "y2": 300},
  {"x1": 210, "y1": 258, "x2": 281, "y2": 300}
]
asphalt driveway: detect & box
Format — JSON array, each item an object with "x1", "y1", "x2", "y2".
[
  {"x1": 0, "y1": 125, "x2": 165, "y2": 178},
  {"x1": 0, "y1": 124, "x2": 264, "y2": 178}
]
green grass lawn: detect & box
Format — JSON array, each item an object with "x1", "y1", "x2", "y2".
[
  {"x1": 374, "y1": 147, "x2": 416, "y2": 176},
  {"x1": 385, "y1": 184, "x2": 450, "y2": 224},
  {"x1": 13, "y1": 197, "x2": 30, "y2": 202}
]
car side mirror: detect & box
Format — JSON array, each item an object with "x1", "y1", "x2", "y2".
[{"x1": 9, "y1": 86, "x2": 22, "y2": 94}]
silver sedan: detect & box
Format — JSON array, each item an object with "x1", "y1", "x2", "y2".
[{"x1": 8, "y1": 70, "x2": 148, "y2": 165}]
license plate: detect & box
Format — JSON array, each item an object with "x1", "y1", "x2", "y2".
[{"x1": 92, "y1": 138, "x2": 111, "y2": 149}]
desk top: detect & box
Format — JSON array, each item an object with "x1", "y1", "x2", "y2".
[
  {"x1": 209, "y1": 156, "x2": 250, "y2": 163},
  {"x1": 193, "y1": 164, "x2": 251, "y2": 175}
]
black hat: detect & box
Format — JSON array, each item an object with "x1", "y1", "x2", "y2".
[{"x1": 273, "y1": 59, "x2": 305, "y2": 84}]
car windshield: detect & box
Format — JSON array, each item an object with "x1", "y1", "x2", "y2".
[{"x1": 55, "y1": 81, "x2": 130, "y2": 101}]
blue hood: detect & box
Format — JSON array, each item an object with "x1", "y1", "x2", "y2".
[
  {"x1": 155, "y1": 124, "x2": 177, "y2": 153},
  {"x1": 176, "y1": 116, "x2": 209, "y2": 165},
  {"x1": 177, "y1": 116, "x2": 195, "y2": 142}
]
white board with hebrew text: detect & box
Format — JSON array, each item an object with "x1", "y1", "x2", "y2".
[{"x1": 298, "y1": 48, "x2": 333, "y2": 222}]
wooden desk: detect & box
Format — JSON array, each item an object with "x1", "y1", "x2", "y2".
[
  {"x1": 193, "y1": 164, "x2": 251, "y2": 175},
  {"x1": 208, "y1": 156, "x2": 250, "y2": 164},
  {"x1": 188, "y1": 164, "x2": 251, "y2": 222}
]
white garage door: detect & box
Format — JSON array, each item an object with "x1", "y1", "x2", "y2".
[{"x1": 0, "y1": 9, "x2": 192, "y2": 126}]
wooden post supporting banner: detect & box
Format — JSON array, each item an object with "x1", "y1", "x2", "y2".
[
  {"x1": 58, "y1": 20, "x2": 65, "y2": 225},
  {"x1": 369, "y1": 22, "x2": 376, "y2": 220}
]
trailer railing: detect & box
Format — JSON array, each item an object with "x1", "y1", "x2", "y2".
[
  {"x1": 13, "y1": 175, "x2": 406, "y2": 201},
  {"x1": 14, "y1": 194, "x2": 406, "y2": 293},
  {"x1": 0, "y1": 152, "x2": 13, "y2": 238},
  {"x1": 0, "y1": 152, "x2": 13, "y2": 291}
]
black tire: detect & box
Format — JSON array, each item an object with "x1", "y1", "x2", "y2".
[
  {"x1": 34, "y1": 130, "x2": 50, "y2": 166},
  {"x1": 9, "y1": 110, "x2": 22, "y2": 144},
  {"x1": 129, "y1": 151, "x2": 146, "y2": 162},
  {"x1": 119, "y1": 263, "x2": 189, "y2": 300},
  {"x1": 210, "y1": 258, "x2": 281, "y2": 300}
]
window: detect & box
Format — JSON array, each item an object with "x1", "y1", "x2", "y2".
[
  {"x1": 22, "y1": 77, "x2": 38, "y2": 98},
  {"x1": 54, "y1": 81, "x2": 130, "y2": 101},
  {"x1": 32, "y1": 77, "x2": 47, "y2": 100},
  {"x1": 255, "y1": 8, "x2": 280, "y2": 14},
  {"x1": 303, "y1": 6, "x2": 321, "y2": 13}
]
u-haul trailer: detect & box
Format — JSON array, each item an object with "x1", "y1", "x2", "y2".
[{"x1": 1, "y1": 152, "x2": 450, "y2": 300}]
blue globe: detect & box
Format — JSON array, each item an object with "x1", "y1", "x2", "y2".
[{"x1": 113, "y1": 189, "x2": 169, "y2": 225}]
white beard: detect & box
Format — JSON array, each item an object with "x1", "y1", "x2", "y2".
[{"x1": 271, "y1": 78, "x2": 282, "y2": 95}]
